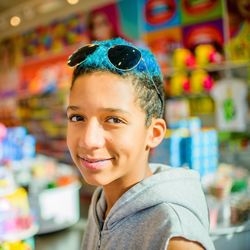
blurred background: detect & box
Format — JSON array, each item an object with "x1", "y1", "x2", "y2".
[{"x1": 0, "y1": 0, "x2": 249, "y2": 249}]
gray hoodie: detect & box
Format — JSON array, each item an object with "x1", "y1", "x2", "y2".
[{"x1": 82, "y1": 164, "x2": 215, "y2": 250}]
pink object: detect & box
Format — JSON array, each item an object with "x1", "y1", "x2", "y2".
[
  {"x1": 209, "y1": 51, "x2": 223, "y2": 64},
  {"x1": 16, "y1": 216, "x2": 33, "y2": 229},
  {"x1": 203, "y1": 75, "x2": 214, "y2": 91},
  {"x1": 0, "y1": 123, "x2": 7, "y2": 140},
  {"x1": 183, "y1": 79, "x2": 191, "y2": 92},
  {"x1": 4, "y1": 219, "x2": 17, "y2": 232},
  {"x1": 186, "y1": 54, "x2": 196, "y2": 68},
  {"x1": 209, "y1": 207, "x2": 218, "y2": 230}
]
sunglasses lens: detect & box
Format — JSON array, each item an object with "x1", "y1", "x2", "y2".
[
  {"x1": 68, "y1": 44, "x2": 98, "y2": 67},
  {"x1": 108, "y1": 45, "x2": 141, "y2": 70}
]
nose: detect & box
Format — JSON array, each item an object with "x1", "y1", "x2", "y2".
[{"x1": 78, "y1": 119, "x2": 105, "y2": 150}]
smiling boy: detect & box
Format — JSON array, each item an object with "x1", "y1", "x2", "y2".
[{"x1": 66, "y1": 38, "x2": 215, "y2": 250}]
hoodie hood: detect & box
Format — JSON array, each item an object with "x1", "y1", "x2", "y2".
[{"x1": 92, "y1": 163, "x2": 209, "y2": 231}]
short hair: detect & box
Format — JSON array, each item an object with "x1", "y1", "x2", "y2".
[{"x1": 70, "y1": 38, "x2": 165, "y2": 126}]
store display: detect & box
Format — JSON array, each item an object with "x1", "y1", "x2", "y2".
[
  {"x1": 0, "y1": 123, "x2": 7, "y2": 141},
  {"x1": 14, "y1": 155, "x2": 81, "y2": 234},
  {"x1": 211, "y1": 77, "x2": 248, "y2": 131},
  {"x1": 200, "y1": 162, "x2": 250, "y2": 250},
  {"x1": 172, "y1": 48, "x2": 195, "y2": 69},
  {"x1": 230, "y1": 195, "x2": 250, "y2": 225},
  {"x1": 0, "y1": 124, "x2": 36, "y2": 162},
  {"x1": 167, "y1": 68, "x2": 215, "y2": 96},
  {"x1": 0, "y1": 168, "x2": 37, "y2": 250},
  {"x1": 0, "y1": 188, "x2": 34, "y2": 237},
  {"x1": 150, "y1": 117, "x2": 218, "y2": 177},
  {"x1": 17, "y1": 91, "x2": 70, "y2": 163},
  {"x1": 169, "y1": 72, "x2": 190, "y2": 96},
  {"x1": 190, "y1": 69, "x2": 214, "y2": 93},
  {"x1": 225, "y1": 0, "x2": 250, "y2": 62},
  {"x1": 30, "y1": 181, "x2": 81, "y2": 234},
  {"x1": 144, "y1": 0, "x2": 180, "y2": 31},
  {"x1": 186, "y1": 128, "x2": 218, "y2": 176},
  {"x1": 0, "y1": 154, "x2": 81, "y2": 236},
  {"x1": 202, "y1": 163, "x2": 249, "y2": 227},
  {"x1": 165, "y1": 99, "x2": 190, "y2": 124},
  {"x1": 194, "y1": 44, "x2": 223, "y2": 67},
  {"x1": 180, "y1": 0, "x2": 222, "y2": 25}
]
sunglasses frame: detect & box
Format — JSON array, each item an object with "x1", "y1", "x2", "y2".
[{"x1": 68, "y1": 44, "x2": 164, "y2": 115}]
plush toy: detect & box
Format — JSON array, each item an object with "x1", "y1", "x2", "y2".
[
  {"x1": 190, "y1": 69, "x2": 214, "y2": 94},
  {"x1": 170, "y1": 72, "x2": 190, "y2": 96},
  {"x1": 173, "y1": 48, "x2": 196, "y2": 69},
  {"x1": 195, "y1": 44, "x2": 223, "y2": 67}
]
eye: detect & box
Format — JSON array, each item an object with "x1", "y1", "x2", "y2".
[
  {"x1": 68, "y1": 114, "x2": 84, "y2": 122},
  {"x1": 106, "y1": 116, "x2": 124, "y2": 124}
]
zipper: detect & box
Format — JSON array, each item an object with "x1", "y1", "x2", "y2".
[
  {"x1": 97, "y1": 230, "x2": 101, "y2": 250},
  {"x1": 97, "y1": 220, "x2": 103, "y2": 250}
]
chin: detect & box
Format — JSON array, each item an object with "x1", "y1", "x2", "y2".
[{"x1": 78, "y1": 170, "x2": 112, "y2": 187}]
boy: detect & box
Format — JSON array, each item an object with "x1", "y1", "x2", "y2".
[{"x1": 66, "y1": 38, "x2": 215, "y2": 250}]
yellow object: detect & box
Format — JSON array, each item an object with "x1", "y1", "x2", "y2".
[
  {"x1": 173, "y1": 48, "x2": 195, "y2": 69},
  {"x1": 4, "y1": 187, "x2": 30, "y2": 216},
  {"x1": 195, "y1": 44, "x2": 214, "y2": 67},
  {"x1": 0, "y1": 241, "x2": 31, "y2": 250},
  {"x1": 226, "y1": 22, "x2": 250, "y2": 62},
  {"x1": 0, "y1": 179, "x2": 9, "y2": 188},
  {"x1": 170, "y1": 72, "x2": 188, "y2": 96},
  {"x1": 190, "y1": 69, "x2": 207, "y2": 94}
]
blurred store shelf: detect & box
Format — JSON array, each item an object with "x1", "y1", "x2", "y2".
[
  {"x1": 35, "y1": 218, "x2": 87, "y2": 250},
  {"x1": 35, "y1": 189, "x2": 90, "y2": 250},
  {"x1": 0, "y1": 0, "x2": 116, "y2": 41}
]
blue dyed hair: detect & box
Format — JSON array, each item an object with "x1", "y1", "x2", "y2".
[
  {"x1": 71, "y1": 38, "x2": 164, "y2": 125},
  {"x1": 75, "y1": 37, "x2": 162, "y2": 79}
]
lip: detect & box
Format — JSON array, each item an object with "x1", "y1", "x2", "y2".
[
  {"x1": 146, "y1": 0, "x2": 176, "y2": 25},
  {"x1": 78, "y1": 156, "x2": 114, "y2": 171},
  {"x1": 183, "y1": 0, "x2": 216, "y2": 14},
  {"x1": 186, "y1": 26, "x2": 223, "y2": 48}
]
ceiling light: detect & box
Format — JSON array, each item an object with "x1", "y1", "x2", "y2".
[
  {"x1": 10, "y1": 16, "x2": 21, "y2": 27},
  {"x1": 67, "y1": 0, "x2": 79, "y2": 5}
]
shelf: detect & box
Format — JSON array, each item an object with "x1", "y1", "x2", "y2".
[
  {"x1": 166, "y1": 93, "x2": 212, "y2": 99},
  {"x1": 0, "y1": 225, "x2": 39, "y2": 242},
  {"x1": 165, "y1": 61, "x2": 250, "y2": 77},
  {"x1": 210, "y1": 220, "x2": 250, "y2": 236}
]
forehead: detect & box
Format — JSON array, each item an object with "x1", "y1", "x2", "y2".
[
  {"x1": 70, "y1": 72, "x2": 138, "y2": 105},
  {"x1": 72, "y1": 71, "x2": 134, "y2": 88}
]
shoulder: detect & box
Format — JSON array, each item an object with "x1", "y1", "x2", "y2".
[
  {"x1": 167, "y1": 237, "x2": 205, "y2": 250},
  {"x1": 161, "y1": 204, "x2": 213, "y2": 250}
]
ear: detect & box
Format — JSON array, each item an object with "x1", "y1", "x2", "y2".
[{"x1": 146, "y1": 118, "x2": 166, "y2": 149}]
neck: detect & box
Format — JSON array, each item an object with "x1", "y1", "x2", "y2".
[{"x1": 102, "y1": 165, "x2": 153, "y2": 219}]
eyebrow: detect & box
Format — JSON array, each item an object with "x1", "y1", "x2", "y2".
[
  {"x1": 100, "y1": 108, "x2": 130, "y2": 115},
  {"x1": 66, "y1": 106, "x2": 130, "y2": 115},
  {"x1": 66, "y1": 105, "x2": 79, "y2": 112}
]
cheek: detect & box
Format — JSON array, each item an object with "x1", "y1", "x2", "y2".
[{"x1": 111, "y1": 128, "x2": 148, "y2": 154}]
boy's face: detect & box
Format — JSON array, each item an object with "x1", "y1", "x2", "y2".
[{"x1": 67, "y1": 72, "x2": 160, "y2": 187}]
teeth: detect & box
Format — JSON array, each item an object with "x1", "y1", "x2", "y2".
[
  {"x1": 83, "y1": 157, "x2": 102, "y2": 163},
  {"x1": 79, "y1": 156, "x2": 113, "y2": 162}
]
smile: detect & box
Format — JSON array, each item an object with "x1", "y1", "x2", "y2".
[{"x1": 78, "y1": 156, "x2": 114, "y2": 170}]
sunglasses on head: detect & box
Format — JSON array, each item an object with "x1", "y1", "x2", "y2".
[{"x1": 67, "y1": 44, "x2": 163, "y2": 114}]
